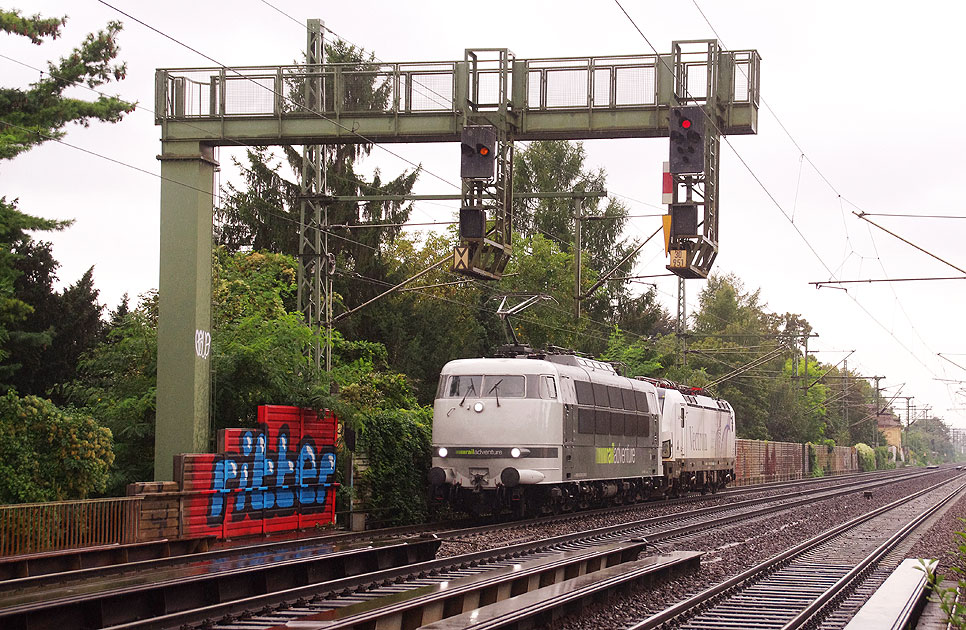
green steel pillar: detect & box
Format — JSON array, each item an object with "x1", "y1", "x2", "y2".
[{"x1": 155, "y1": 140, "x2": 217, "y2": 481}]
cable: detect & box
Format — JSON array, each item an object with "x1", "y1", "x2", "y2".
[
  {"x1": 618, "y1": 1, "x2": 947, "y2": 394},
  {"x1": 96, "y1": 0, "x2": 459, "y2": 190}
]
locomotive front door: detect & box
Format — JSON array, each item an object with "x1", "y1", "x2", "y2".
[{"x1": 563, "y1": 403, "x2": 575, "y2": 477}]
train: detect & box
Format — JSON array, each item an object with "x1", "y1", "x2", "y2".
[{"x1": 427, "y1": 350, "x2": 736, "y2": 517}]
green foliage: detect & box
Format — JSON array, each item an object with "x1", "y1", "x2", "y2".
[
  {"x1": 855, "y1": 443, "x2": 875, "y2": 471},
  {"x1": 599, "y1": 328, "x2": 663, "y2": 377},
  {"x1": 2, "y1": 240, "x2": 104, "y2": 399},
  {"x1": 921, "y1": 524, "x2": 966, "y2": 627},
  {"x1": 512, "y1": 140, "x2": 642, "y2": 327},
  {"x1": 874, "y1": 445, "x2": 896, "y2": 470},
  {"x1": 0, "y1": 9, "x2": 63, "y2": 44},
  {"x1": 61, "y1": 294, "x2": 157, "y2": 495},
  {"x1": 0, "y1": 10, "x2": 133, "y2": 160},
  {"x1": 807, "y1": 443, "x2": 823, "y2": 477},
  {"x1": 0, "y1": 8, "x2": 130, "y2": 390},
  {"x1": 0, "y1": 391, "x2": 113, "y2": 502},
  {"x1": 210, "y1": 249, "x2": 324, "y2": 430},
  {"x1": 356, "y1": 408, "x2": 433, "y2": 526},
  {"x1": 906, "y1": 416, "x2": 955, "y2": 464},
  {"x1": 0, "y1": 199, "x2": 65, "y2": 368}
]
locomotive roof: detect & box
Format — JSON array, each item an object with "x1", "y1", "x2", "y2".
[{"x1": 440, "y1": 356, "x2": 658, "y2": 393}]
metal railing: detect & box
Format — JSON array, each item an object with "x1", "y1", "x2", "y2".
[
  {"x1": 0, "y1": 496, "x2": 142, "y2": 557},
  {"x1": 154, "y1": 49, "x2": 760, "y2": 122}
]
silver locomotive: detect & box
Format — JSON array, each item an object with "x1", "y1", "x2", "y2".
[{"x1": 428, "y1": 351, "x2": 736, "y2": 516}]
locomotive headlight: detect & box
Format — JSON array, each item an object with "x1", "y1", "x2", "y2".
[
  {"x1": 510, "y1": 447, "x2": 521, "y2": 458},
  {"x1": 437, "y1": 447, "x2": 448, "y2": 458},
  {"x1": 473, "y1": 401, "x2": 484, "y2": 413}
]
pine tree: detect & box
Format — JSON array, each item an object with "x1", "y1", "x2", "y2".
[{"x1": 0, "y1": 8, "x2": 131, "y2": 387}]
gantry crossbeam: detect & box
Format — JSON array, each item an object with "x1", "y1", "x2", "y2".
[{"x1": 155, "y1": 50, "x2": 759, "y2": 145}]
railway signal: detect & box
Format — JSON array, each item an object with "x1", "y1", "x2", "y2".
[
  {"x1": 460, "y1": 125, "x2": 497, "y2": 179},
  {"x1": 669, "y1": 106, "x2": 706, "y2": 174}
]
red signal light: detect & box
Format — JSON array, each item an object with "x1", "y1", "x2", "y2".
[
  {"x1": 478, "y1": 146, "x2": 490, "y2": 156},
  {"x1": 681, "y1": 118, "x2": 692, "y2": 129}
]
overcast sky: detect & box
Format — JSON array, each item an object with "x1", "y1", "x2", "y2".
[{"x1": 5, "y1": 1, "x2": 966, "y2": 428}]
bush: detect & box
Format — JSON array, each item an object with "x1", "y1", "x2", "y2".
[
  {"x1": 356, "y1": 407, "x2": 433, "y2": 526},
  {"x1": 807, "y1": 443, "x2": 823, "y2": 477},
  {"x1": 874, "y1": 446, "x2": 896, "y2": 470},
  {"x1": 855, "y1": 443, "x2": 875, "y2": 472},
  {"x1": 0, "y1": 392, "x2": 114, "y2": 502}
]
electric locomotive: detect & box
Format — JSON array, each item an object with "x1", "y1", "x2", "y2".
[{"x1": 428, "y1": 349, "x2": 736, "y2": 516}]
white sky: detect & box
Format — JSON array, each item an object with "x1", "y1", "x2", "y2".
[{"x1": 5, "y1": 1, "x2": 966, "y2": 428}]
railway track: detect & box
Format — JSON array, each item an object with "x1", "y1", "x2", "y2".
[
  {"x1": 6, "y1": 469, "x2": 936, "y2": 629},
  {"x1": 628, "y1": 475, "x2": 966, "y2": 630},
  {"x1": 0, "y1": 468, "x2": 943, "y2": 630}
]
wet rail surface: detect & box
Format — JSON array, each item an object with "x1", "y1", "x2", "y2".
[
  {"x1": 0, "y1": 467, "x2": 917, "y2": 590},
  {"x1": 75, "y1": 471, "x2": 944, "y2": 629},
  {"x1": 0, "y1": 468, "x2": 938, "y2": 630},
  {"x1": 627, "y1": 474, "x2": 965, "y2": 630}
]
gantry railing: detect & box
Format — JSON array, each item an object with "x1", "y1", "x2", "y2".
[{"x1": 155, "y1": 49, "x2": 759, "y2": 143}]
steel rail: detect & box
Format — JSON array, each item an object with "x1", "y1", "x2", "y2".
[
  {"x1": 781, "y1": 480, "x2": 964, "y2": 629},
  {"x1": 0, "y1": 467, "x2": 916, "y2": 591},
  {"x1": 627, "y1": 475, "x2": 965, "y2": 630},
  {"x1": 112, "y1": 470, "x2": 940, "y2": 629},
  {"x1": 434, "y1": 468, "x2": 930, "y2": 544}
]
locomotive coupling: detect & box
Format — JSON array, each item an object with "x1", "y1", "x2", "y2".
[{"x1": 500, "y1": 467, "x2": 546, "y2": 487}]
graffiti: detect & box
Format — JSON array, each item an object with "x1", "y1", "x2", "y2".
[
  {"x1": 179, "y1": 405, "x2": 338, "y2": 539},
  {"x1": 208, "y1": 424, "x2": 336, "y2": 525},
  {"x1": 194, "y1": 329, "x2": 211, "y2": 359}
]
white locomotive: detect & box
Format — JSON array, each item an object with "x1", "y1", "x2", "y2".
[{"x1": 428, "y1": 351, "x2": 736, "y2": 516}]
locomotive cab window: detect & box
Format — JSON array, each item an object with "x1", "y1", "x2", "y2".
[
  {"x1": 541, "y1": 375, "x2": 558, "y2": 399},
  {"x1": 446, "y1": 375, "x2": 482, "y2": 398},
  {"x1": 482, "y1": 375, "x2": 525, "y2": 398},
  {"x1": 443, "y1": 375, "x2": 525, "y2": 398}
]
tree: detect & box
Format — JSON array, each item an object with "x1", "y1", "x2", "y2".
[
  {"x1": 61, "y1": 292, "x2": 157, "y2": 495},
  {"x1": 0, "y1": 9, "x2": 133, "y2": 160},
  {"x1": 0, "y1": 391, "x2": 113, "y2": 502},
  {"x1": 0, "y1": 9, "x2": 132, "y2": 373},
  {"x1": 2, "y1": 240, "x2": 104, "y2": 399},
  {"x1": 512, "y1": 140, "x2": 638, "y2": 323},
  {"x1": 209, "y1": 249, "x2": 324, "y2": 432}
]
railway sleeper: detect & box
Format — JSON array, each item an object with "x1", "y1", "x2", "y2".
[{"x1": 265, "y1": 540, "x2": 667, "y2": 630}]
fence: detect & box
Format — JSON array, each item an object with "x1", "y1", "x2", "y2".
[
  {"x1": 734, "y1": 439, "x2": 860, "y2": 486},
  {"x1": 0, "y1": 496, "x2": 141, "y2": 557}
]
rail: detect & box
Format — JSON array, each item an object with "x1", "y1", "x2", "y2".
[{"x1": 0, "y1": 496, "x2": 142, "y2": 557}]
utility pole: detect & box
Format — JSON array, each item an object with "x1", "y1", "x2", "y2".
[
  {"x1": 574, "y1": 198, "x2": 582, "y2": 320},
  {"x1": 298, "y1": 19, "x2": 326, "y2": 371},
  {"x1": 872, "y1": 376, "x2": 881, "y2": 446},
  {"x1": 842, "y1": 357, "x2": 849, "y2": 435}
]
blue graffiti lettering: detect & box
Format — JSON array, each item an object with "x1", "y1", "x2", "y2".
[{"x1": 206, "y1": 423, "x2": 336, "y2": 523}]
